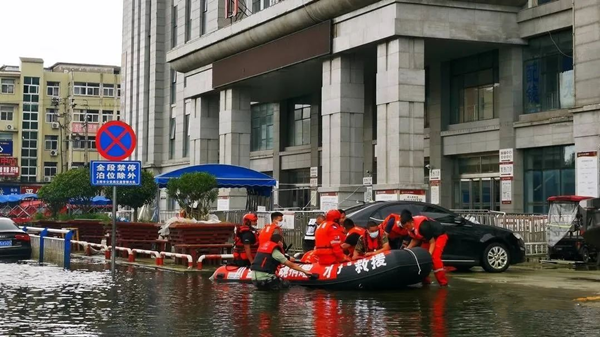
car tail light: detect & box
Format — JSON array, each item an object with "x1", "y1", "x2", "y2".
[{"x1": 15, "y1": 234, "x2": 30, "y2": 241}]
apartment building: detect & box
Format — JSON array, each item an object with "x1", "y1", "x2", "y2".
[
  {"x1": 0, "y1": 58, "x2": 121, "y2": 194},
  {"x1": 122, "y1": 0, "x2": 600, "y2": 213}
]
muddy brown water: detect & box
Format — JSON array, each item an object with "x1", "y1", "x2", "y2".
[{"x1": 0, "y1": 260, "x2": 599, "y2": 336}]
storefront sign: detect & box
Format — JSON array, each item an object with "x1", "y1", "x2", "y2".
[
  {"x1": 0, "y1": 140, "x2": 13, "y2": 157},
  {"x1": 429, "y1": 169, "x2": 441, "y2": 181},
  {"x1": 363, "y1": 176, "x2": 373, "y2": 186},
  {"x1": 430, "y1": 184, "x2": 440, "y2": 205},
  {"x1": 364, "y1": 186, "x2": 373, "y2": 203},
  {"x1": 375, "y1": 190, "x2": 399, "y2": 202},
  {"x1": 0, "y1": 186, "x2": 19, "y2": 195},
  {"x1": 576, "y1": 151, "x2": 599, "y2": 198},
  {"x1": 310, "y1": 178, "x2": 318, "y2": 188},
  {"x1": 217, "y1": 196, "x2": 230, "y2": 211},
  {"x1": 72, "y1": 122, "x2": 100, "y2": 134},
  {"x1": 501, "y1": 178, "x2": 512, "y2": 204},
  {"x1": 398, "y1": 190, "x2": 426, "y2": 202},
  {"x1": 0, "y1": 157, "x2": 19, "y2": 177},
  {"x1": 429, "y1": 169, "x2": 441, "y2": 205},
  {"x1": 21, "y1": 185, "x2": 42, "y2": 194},
  {"x1": 320, "y1": 193, "x2": 338, "y2": 211}
]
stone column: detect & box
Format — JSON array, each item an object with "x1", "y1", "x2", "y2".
[
  {"x1": 573, "y1": 0, "x2": 600, "y2": 198},
  {"x1": 498, "y1": 46, "x2": 524, "y2": 212},
  {"x1": 428, "y1": 62, "x2": 453, "y2": 208},
  {"x1": 375, "y1": 37, "x2": 426, "y2": 194},
  {"x1": 219, "y1": 87, "x2": 251, "y2": 209},
  {"x1": 319, "y1": 54, "x2": 365, "y2": 208},
  {"x1": 190, "y1": 94, "x2": 219, "y2": 165}
]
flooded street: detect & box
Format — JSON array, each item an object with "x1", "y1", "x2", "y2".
[{"x1": 1, "y1": 260, "x2": 599, "y2": 336}]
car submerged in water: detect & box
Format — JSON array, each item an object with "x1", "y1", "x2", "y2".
[
  {"x1": 304, "y1": 201, "x2": 525, "y2": 273},
  {"x1": 0, "y1": 218, "x2": 32, "y2": 261}
]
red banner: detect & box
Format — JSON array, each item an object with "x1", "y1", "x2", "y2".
[
  {"x1": 21, "y1": 185, "x2": 42, "y2": 194},
  {"x1": 71, "y1": 122, "x2": 100, "y2": 134}
]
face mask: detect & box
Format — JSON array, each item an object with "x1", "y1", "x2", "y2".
[{"x1": 369, "y1": 231, "x2": 379, "y2": 239}]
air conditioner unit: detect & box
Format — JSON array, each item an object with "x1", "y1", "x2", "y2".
[
  {"x1": 44, "y1": 176, "x2": 52, "y2": 182},
  {"x1": 51, "y1": 122, "x2": 60, "y2": 129},
  {"x1": 50, "y1": 150, "x2": 58, "y2": 157}
]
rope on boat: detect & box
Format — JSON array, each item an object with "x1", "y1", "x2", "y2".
[{"x1": 405, "y1": 249, "x2": 422, "y2": 275}]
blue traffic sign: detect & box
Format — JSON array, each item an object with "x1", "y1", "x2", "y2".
[
  {"x1": 0, "y1": 140, "x2": 13, "y2": 157},
  {"x1": 96, "y1": 121, "x2": 137, "y2": 161},
  {"x1": 90, "y1": 161, "x2": 141, "y2": 186}
]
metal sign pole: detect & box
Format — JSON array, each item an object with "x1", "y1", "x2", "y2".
[{"x1": 111, "y1": 185, "x2": 117, "y2": 279}]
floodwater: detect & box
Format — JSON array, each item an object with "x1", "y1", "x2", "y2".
[{"x1": 1, "y1": 260, "x2": 599, "y2": 336}]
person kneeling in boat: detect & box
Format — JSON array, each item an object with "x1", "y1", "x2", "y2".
[
  {"x1": 380, "y1": 213, "x2": 409, "y2": 249},
  {"x1": 353, "y1": 221, "x2": 391, "y2": 260},
  {"x1": 232, "y1": 213, "x2": 259, "y2": 267},
  {"x1": 251, "y1": 234, "x2": 313, "y2": 290},
  {"x1": 314, "y1": 209, "x2": 351, "y2": 265},
  {"x1": 341, "y1": 218, "x2": 365, "y2": 258},
  {"x1": 400, "y1": 210, "x2": 449, "y2": 287}
]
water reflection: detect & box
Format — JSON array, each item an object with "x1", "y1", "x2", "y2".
[{"x1": 0, "y1": 261, "x2": 599, "y2": 336}]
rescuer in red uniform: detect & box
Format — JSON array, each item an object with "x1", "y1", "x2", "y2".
[
  {"x1": 314, "y1": 209, "x2": 350, "y2": 265},
  {"x1": 340, "y1": 218, "x2": 365, "y2": 258},
  {"x1": 401, "y1": 210, "x2": 449, "y2": 286},
  {"x1": 232, "y1": 213, "x2": 259, "y2": 267},
  {"x1": 380, "y1": 213, "x2": 409, "y2": 249}
]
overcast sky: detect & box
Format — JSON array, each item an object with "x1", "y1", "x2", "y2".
[{"x1": 0, "y1": 0, "x2": 122, "y2": 67}]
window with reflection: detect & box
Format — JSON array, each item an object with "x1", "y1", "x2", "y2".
[{"x1": 524, "y1": 145, "x2": 575, "y2": 213}]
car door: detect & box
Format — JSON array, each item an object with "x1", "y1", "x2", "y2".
[{"x1": 419, "y1": 205, "x2": 480, "y2": 263}]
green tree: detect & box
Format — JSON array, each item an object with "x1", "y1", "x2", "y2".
[
  {"x1": 38, "y1": 167, "x2": 102, "y2": 218},
  {"x1": 110, "y1": 170, "x2": 157, "y2": 222},
  {"x1": 166, "y1": 172, "x2": 218, "y2": 220}
]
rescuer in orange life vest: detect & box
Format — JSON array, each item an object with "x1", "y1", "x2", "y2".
[
  {"x1": 340, "y1": 218, "x2": 365, "y2": 258},
  {"x1": 380, "y1": 213, "x2": 409, "y2": 249},
  {"x1": 353, "y1": 221, "x2": 391, "y2": 260},
  {"x1": 314, "y1": 209, "x2": 350, "y2": 265},
  {"x1": 251, "y1": 234, "x2": 313, "y2": 290},
  {"x1": 232, "y1": 213, "x2": 259, "y2": 267},
  {"x1": 401, "y1": 210, "x2": 449, "y2": 286},
  {"x1": 258, "y1": 212, "x2": 284, "y2": 246}
]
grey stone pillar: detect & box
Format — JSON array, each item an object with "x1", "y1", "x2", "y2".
[
  {"x1": 375, "y1": 37, "x2": 426, "y2": 192},
  {"x1": 573, "y1": 0, "x2": 600, "y2": 198},
  {"x1": 320, "y1": 54, "x2": 365, "y2": 208},
  {"x1": 219, "y1": 87, "x2": 251, "y2": 209},
  {"x1": 498, "y1": 46, "x2": 524, "y2": 212},
  {"x1": 428, "y1": 62, "x2": 453, "y2": 208},
  {"x1": 190, "y1": 94, "x2": 219, "y2": 165}
]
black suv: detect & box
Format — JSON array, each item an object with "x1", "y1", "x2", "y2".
[{"x1": 342, "y1": 201, "x2": 525, "y2": 272}]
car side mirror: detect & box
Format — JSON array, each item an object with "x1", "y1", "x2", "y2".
[{"x1": 454, "y1": 216, "x2": 464, "y2": 225}]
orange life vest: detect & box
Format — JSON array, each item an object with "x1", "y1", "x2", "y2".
[
  {"x1": 251, "y1": 241, "x2": 284, "y2": 274},
  {"x1": 361, "y1": 229, "x2": 384, "y2": 253},
  {"x1": 258, "y1": 223, "x2": 282, "y2": 246},
  {"x1": 345, "y1": 226, "x2": 365, "y2": 257},
  {"x1": 233, "y1": 224, "x2": 259, "y2": 261},
  {"x1": 407, "y1": 216, "x2": 430, "y2": 242},
  {"x1": 379, "y1": 214, "x2": 408, "y2": 240},
  {"x1": 314, "y1": 221, "x2": 344, "y2": 257}
]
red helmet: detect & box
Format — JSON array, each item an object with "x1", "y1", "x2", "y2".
[
  {"x1": 325, "y1": 209, "x2": 342, "y2": 223},
  {"x1": 243, "y1": 213, "x2": 258, "y2": 223}
]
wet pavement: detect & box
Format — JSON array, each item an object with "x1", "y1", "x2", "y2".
[{"x1": 1, "y1": 259, "x2": 599, "y2": 336}]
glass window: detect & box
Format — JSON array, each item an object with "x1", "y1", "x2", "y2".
[
  {"x1": 171, "y1": 5, "x2": 178, "y2": 47},
  {"x1": 74, "y1": 82, "x2": 100, "y2": 96},
  {"x1": 1, "y1": 79, "x2": 15, "y2": 94},
  {"x1": 44, "y1": 162, "x2": 58, "y2": 178},
  {"x1": 0, "y1": 106, "x2": 13, "y2": 121},
  {"x1": 523, "y1": 30, "x2": 573, "y2": 114},
  {"x1": 74, "y1": 110, "x2": 99, "y2": 123},
  {"x1": 457, "y1": 155, "x2": 499, "y2": 175},
  {"x1": 47, "y1": 81, "x2": 60, "y2": 96},
  {"x1": 102, "y1": 110, "x2": 115, "y2": 123},
  {"x1": 170, "y1": 70, "x2": 177, "y2": 105},
  {"x1": 288, "y1": 102, "x2": 311, "y2": 146},
  {"x1": 185, "y1": 0, "x2": 192, "y2": 42},
  {"x1": 102, "y1": 84, "x2": 115, "y2": 97},
  {"x1": 45, "y1": 136, "x2": 58, "y2": 150},
  {"x1": 251, "y1": 103, "x2": 274, "y2": 151},
  {"x1": 183, "y1": 113, "x2": 190, "y2": 157},
  {"x1": 169, "y1": 117, "x2": 176, "y2": 159},
  {"x1": 524, "y1": 145, "x2": 575, "y2": 213},
  {"x1": 450, "y1": 51, "x2": 499, "y2": 124},
  {"x1": 200, "y1": 0, "x2": 208, "y2": 35},
  {"x1": 46, "y1": 109, "x2": 58, "y2": 123}
]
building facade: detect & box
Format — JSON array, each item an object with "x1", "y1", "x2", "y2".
[
  {"x1": 0, "y1": 58, "x2": 121, "y2": 194},
  {"x1": 122, "y1": 0, "x2": 600, "y2": 213}
]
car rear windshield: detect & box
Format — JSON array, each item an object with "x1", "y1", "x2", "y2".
[{"x1": 0, "y1": 219, "x2": 18, "y2": 230}]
